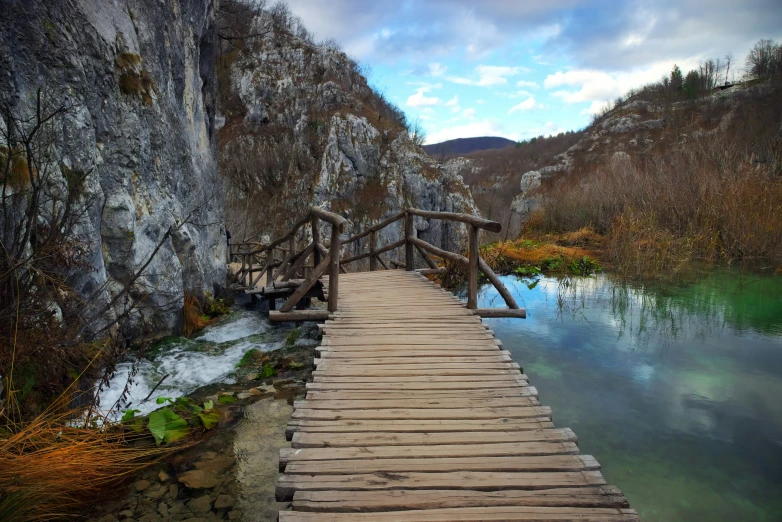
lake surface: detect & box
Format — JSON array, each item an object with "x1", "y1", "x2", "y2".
[{"x1": 478, "y1": 268, "x2": 782, "y2": 521}]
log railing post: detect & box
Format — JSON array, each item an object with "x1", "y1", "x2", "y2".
[
  {"x1": 328, "y1": 223, "x2": 340, "y2": 312},
  {"x1": 247, "y1": 252, "x2": 254, "y2": 290},
  {"x1": 266, "y1": 250, "x2": 274, "y2": 286},
  {"x1": 240, "y1": 253, "x2": 246, "y2": 286},
  {"x1": 288, "y1": 236, "x2": 296, "y2": 278},
  {"x1": 311, "y1": 215, "x2": 321, "y2": 267},
  {"x1": 467, "y1": 224, "x2": 479, "y2": 309},
  {"x1": 369, "y1": 230, "x2": 377, "y2": 271},
  {"x1": 405, "y1": 210, "x2": 414, "y2": 271}
]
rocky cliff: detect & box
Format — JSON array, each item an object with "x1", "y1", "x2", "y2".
[
  {"x1": 0, "y1": 0, "x2": 226, "y2": 337},
  {"x1": 217, "y1": 4, "x2": 475, "y2": 254}
]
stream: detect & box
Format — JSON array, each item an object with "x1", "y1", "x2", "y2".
[{"x1": 479, "y1": 267, "x2": 782, "y2": 521}]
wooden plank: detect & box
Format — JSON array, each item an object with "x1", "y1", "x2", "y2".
[
  {"x1": 291, "y1": 486, "x2": 631, "y2": 511},
  {"x1": 311, "y1": 375, "x2": 527, "y2": 384},
  {"x1": 280, "y1": 442, "x2": 578, "y2": 467},
  {"x1": 279, "y1": 254, "x2": 331, "y2": 312},
  {"x1": 305, "y1": 381, "x2": 526, "y2": 391},
  {"x1": 318, "y1": 350, "x2": 510, "y2": 359},
  {"x1": 286, "y1": 418, "x2": 555, "y2": 437},
  {"x1": 314, "y1": 355, "x2": 513, "y2": 365},
  {"x1": 285, "y1": 455, "x2": 600, "y2": 475},
  {"x1": 276, "y1": 470, "x2": 607, "y2": 500},
  {"x1": 291, "y1": 406, "x2": 553, "y2": 422},
  {"x1": 311, "y1": 371, "x2": 524, "y2": 379},
  {"x1": 303, "y1": 389, "x2": 534, "y2": 401},
  {"x1": 312, "y1": 364, "x2": 521, "y2": 374},
  {"x1": 294, "y1": 395, "x2": 538, "y2": 410},
  {"x1": 291, "y1": 428, "x2": 574, "y2": 447},
  {"x1": 280, "y1": 506, "x2": 638, "y2": 520}
]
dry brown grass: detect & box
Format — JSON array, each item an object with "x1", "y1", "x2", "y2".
[
  {"x1": 531, "y1": 89, "x2": 782, "y2": 276},
  {"x1": 0, "y1": 404, "x2": 176, "y2": 521},
  {"x1": 181, "y1": 293, "x2": 214, "y2": 338}
]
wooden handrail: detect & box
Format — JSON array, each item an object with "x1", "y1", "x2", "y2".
[
  {"x1": 238, "y1": 205, "x2": 522, "y2": 320},
  {"x1": 342, "y1": 211, "x2": 405, "y2": 244},
  {"x1": 406, "y1": 208, "x2": 502, "y2": 233}
]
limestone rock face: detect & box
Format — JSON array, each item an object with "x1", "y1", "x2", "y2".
[
  {"x1": 0, "y1": 0, "x2": 226, "y2": 337},
  {"x1": 219, "y1": 8, "x2": 475, "y2": 254}
]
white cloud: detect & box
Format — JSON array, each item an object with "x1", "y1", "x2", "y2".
[
  {"x1": 544, "y1": 60, "x2": 699, "y2": 113},
  {"x1": 516, "y1": 80, "x2": 540, "y2": 88},
  {"x1": 425, "y1": 119, "x2": 519, "y2": 144},
  {"x1": 429, "y1": 63, "x2": 447, "y2": 77},
  {"x1": 476, "y1": 99, "x2": 486, "y2": 105},
  {"x1": 508, "y1": 96, "x2": 543, "y2": 113},
  {"x1": 446, "y1": 65, "x2": 527, "y2": 87},
  {"x1": 406, "y1": 85, "x2": 442, "y2": 108},
  {"x1": 444, "y1": 95, "x2": 459, "y2": 107},
  {"x1": 461, "y1": 108, "x2": 477, "y2": 119}
]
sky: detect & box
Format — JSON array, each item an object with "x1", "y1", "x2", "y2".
[{"x1": 284, "y1": 0, "x2": 782, "y2": 144}]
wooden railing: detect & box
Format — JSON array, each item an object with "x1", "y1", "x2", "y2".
[{"x1": 230, "y1": 207, "x2": 526, "y2": 321}]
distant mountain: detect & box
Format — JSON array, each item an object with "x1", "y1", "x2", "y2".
[{"x1": 424, "y1": 136, "x2": 516, "y2": 158}]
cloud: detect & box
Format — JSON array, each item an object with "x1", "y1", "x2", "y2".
[
  {"x1": 461, "y1": 108, "x2": 477, "y2": 119},
  {"x1": 429, "y1": 63, "x2": 447, "y2": 77},
  {"x1": 476, "y1": 99, "x2": 486, "y2": 105},
  {"x1": 508, "y1": 97, "x2": 543, "y2": 113},
  {"x1": 446, "y1": 65, "x2": 527, "y2": 87},
  {"x1": 444, "y1": 95, "x2": 459, "y2": 107},
  {"x1": 406, "y1": 86, "x2": 442, "y2": 108},
  {"x1": 285, "y1": 0, "x2": 782, "y2": 75},
  {"x1": 544, "y1": 61, "x2": 694, "y2": 112},
  {"x1": 516, "y1": 80, "x2": 540, "y2": 88}
]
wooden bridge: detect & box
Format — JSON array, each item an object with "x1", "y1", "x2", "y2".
[{"x1": 230, "y1": 208, "x2": 638, "y2": 521}]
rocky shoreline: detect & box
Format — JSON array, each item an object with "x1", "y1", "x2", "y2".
[{"x1": 87, "y1": 322, "x2": 320, "y2": 522}]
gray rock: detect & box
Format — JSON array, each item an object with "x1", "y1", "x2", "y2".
[
  {"x1": 187, "y1": 495, "x2": 212, "y2": 513},
  {"x1": 213, "y1": 494, "x2": 235, "y2": 509},
  {"x1": 0, "y1": 0, "x2": 226, "y2": 337}
]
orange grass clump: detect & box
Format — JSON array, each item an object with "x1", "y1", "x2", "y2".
[
  {"x1": 181, "y1": 293, "x2": 214, "y2": 337},
  {"x1": 481, "y1": 235, "x2": 604, "y2": 274},
  {"x1": 0, "y1": 399, "x2": 178, "y2": 521}
]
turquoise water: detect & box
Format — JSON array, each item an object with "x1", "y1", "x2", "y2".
[{"x1": 478, "y1": 268, "x2": 782, "y2": 521}]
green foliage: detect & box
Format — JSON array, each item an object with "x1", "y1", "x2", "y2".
[
  {"x1": 670, "y1": 64, "x2": 683, "y2": 90},
  {"x1": 237, "y1": 348, "x2": 260, "y2": 368},
  {"x1": 120, "y1": 409, "x2": 140, "y2": 422},
  {"x1": 218, "y1": 395, "x2": 236, "y2": 405},
  {"x1": 202, "y1": 400, "x2": 214, "y2": 411},
  {"x1": 288, "y1": 361, "x2": 305, "y2": 370},
  {"x1": 203, "y1": 292, "x2": 231, "y2": 317},
  {"x1": 541, "y1": 257, "x2": 563, "y2": 271},
  {"x1": 285, "y1": 328, "x2": 300, "y2": 347},
  {"x1": 155, "y1": 397, "x2": 173, "y2": 405},
  {"x1": 568, "y1": 256, "x2": 602, "y2": 276},
  {"x1": 514, "y1": 265, "x2": 541, "y2": 277},
  {"x1": 259, "y1": 363, "x2": 276, "y2": 379},
  {"x1": 147, "y1": 408, "x2": 189, "y2": 446},
  {"x1": 197, "y1": 411, "x2": 219, "y2": 429}
]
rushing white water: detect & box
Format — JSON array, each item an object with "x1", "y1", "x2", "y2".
[{"x1": 96, "y1": 310, "x2": 283, "y2": 420}]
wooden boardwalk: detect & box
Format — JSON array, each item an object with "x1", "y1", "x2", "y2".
[{"x1": 277, "y1": 271, "x2": 638, "y2": 521}]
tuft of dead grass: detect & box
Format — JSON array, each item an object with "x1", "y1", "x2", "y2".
[{"x1": 181, "y1": 293, "x2": 215, "y2": 338}]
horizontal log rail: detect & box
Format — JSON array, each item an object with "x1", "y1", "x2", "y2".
[{"x1": 233, "y1": 206, "x2": 524, "y2": 320}]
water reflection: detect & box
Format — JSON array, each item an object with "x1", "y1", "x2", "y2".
[{"x1": 479, "y1": 268, "x2": 782, "y2": 521}]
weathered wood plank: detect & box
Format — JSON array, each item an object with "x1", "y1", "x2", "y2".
[
  {"x1": 291, "y1": 406, "x2": 553, "y2": 422},
  {"x1": 291, "y1": 428, "x2": 575, "y2": 447},
  {"x1": 279, "y1": 442, "x2": 579, "y2": 467},
  {"x1": 294, "y1": 395, "x2": 539, "y2": 410},
  {"x1": 291, "y1": 486, "x2": 631, "y2": 512},
  {"x1": 281, "y1": 505, "x2": 637, "y2": 520},
  {"x1": 284, "y1": 455, "x2": 600, "y2": 475},
  {"x1": 285, "y1": 418, "x2": 555, "y2": 438},
  {"x1": 276, "y1": 470, "x2": 607, "y2": 500}
]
